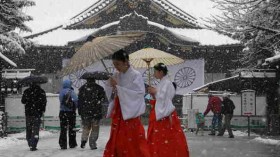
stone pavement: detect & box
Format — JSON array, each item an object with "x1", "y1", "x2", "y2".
[
  {"x1": 186, "y1": 131, "x2": 280, "y2": 157},
  {"x1": 0, "y1": 126, "x2": 279, "y2": 157}
]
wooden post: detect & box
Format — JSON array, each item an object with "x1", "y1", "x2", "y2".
[
  {"x1": 0, "y1": 60, "x2": 3, "y2": 112},
  {"x1": 248, "y1": 116, "x2": 251, "y2": 137}
]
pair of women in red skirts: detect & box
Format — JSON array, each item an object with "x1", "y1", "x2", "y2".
[{"x1": 103, "y1": 50, "x2": 189, "y2": 157}]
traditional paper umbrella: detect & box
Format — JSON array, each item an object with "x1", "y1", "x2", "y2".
[
  {"x1": 129, "y1": 48, "x2": 184, "y2": 85},
  {"x1": 18, "y1": 75, "x2": 48, "y2": 87},
  {"x1": 59, "y1": 33, "x2": 145, "y2": 76}
]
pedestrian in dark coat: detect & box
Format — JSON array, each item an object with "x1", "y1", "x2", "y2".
[
  {"x1": 218, "y1": 93, "x2": 235, "y2": 138},
  {"x1": 21, "y1": 83, "x2": 47, "y2": 151},
  {"x1": 78, "y1": 79, "x2": 106, "y2": 149},
  {"x1": 58, "y1": 79, "x2": 78, "y2": 149},
  {"x1": 204, "y1": 93, "x2": 222, "y2": 135}
]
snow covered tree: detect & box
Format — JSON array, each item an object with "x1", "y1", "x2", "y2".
[
  {"x1": 206, "y1": 0, "x2": 280, "y2": 68},
  {"x1": 0, "y1": 0, "x2": 34, "y2": 55}
]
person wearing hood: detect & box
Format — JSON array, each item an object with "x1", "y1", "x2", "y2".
[
  {"x1": 147, "y1": 63, "x2": 189, "y2": 157},
  {"x1": 21, "y1": 83, "x2": 47, "y2": 151},
  {"x1": 58, "y1": 79, "x2": 78, "y2": 149}
]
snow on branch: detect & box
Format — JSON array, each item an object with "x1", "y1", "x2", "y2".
[{"x1": 207, "y1": 0, "x2": 280, "y2": 67}]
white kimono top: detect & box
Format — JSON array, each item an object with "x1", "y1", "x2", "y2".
[
  {"x1": 154, "y1": 76, "x2": 176, "y2": 121},
  {"x1": 105, "y1": 66, "x2": 146, "y2": 120}
]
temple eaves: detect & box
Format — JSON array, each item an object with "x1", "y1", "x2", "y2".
[{"x1": 63, "y1": 0, "x2": 201, "y2": 29}]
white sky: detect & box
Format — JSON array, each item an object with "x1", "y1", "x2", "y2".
[{"x1": 21, "y1": 0, "x2": 220, "y2": 35}]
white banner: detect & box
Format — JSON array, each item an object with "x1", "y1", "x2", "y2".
[{"x1": 63, "y1": 59, "x2": 205, "y2": 95}]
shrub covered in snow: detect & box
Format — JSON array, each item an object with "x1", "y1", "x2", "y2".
[{"x1": 0, "y1": 0, "x2": 34, "y2": 55}]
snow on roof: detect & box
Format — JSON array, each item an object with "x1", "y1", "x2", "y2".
[
  {"x1": 193, "y1": 75, "x2": 239, "y2": 92},
  {"x1": 168, "y1": 28, "x2": 240, "y2": 46},
  {"x1": 21, "y1": 0, "x2": 221, "y2": 37},
  {"x1": 29, "y1": 27, "x2": 97, "y2": 46},
  {"x1": 64, "y1": 0, "x2": 110, "y2": 27},
  {"x1": 69, "y1": 21, "x2": 119, "y2": 43},
  {"x1": 153, "y1": 0, "x2": 198, "y2": 26},
  {"x1": 148, "y1": 21, "x2": 199, "y2": 43},
  {"x1": 27, "y1": 12, "x2": 238, "y2": 46},
  {"x1": 263, "y1": 52, "x2": 280, "y2": 65},
  {"x1": 27, "y1": 25, "x2": 238, "y2": 46},
  {"x1": 0, "y1": 52, "x2": 17, "y2": 67},
  {"x1": 65, "y1": 0, "x2": 200, "y2": 28}
]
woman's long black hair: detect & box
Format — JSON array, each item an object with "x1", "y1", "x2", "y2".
[
  {"x1": 112, "y1": 49, "x2": 129, "y2": 62},
  {"x1": 153, "y1": 63, "x2": 168, "y2": 75},
  {"x1": 154, "y1": 62, "x2": 177, "y2": 90}
]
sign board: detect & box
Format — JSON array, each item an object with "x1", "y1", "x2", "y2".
[
  {"x1": 241, "y1": 90, "x2": 256, "y2": 116},
  {"x1": 187, "y1": 109, "x2": 198, "y2": 129}
]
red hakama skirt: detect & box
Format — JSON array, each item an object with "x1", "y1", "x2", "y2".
[
  {"x1": 147, "y1": 100, "x2": 189, "y2": 157},
  {"x1": 103, "y1": 97, "x2": 150, "y2": 157}
]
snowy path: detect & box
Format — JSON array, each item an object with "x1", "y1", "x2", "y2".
[
  {"x1": 187, "y1": 133, "x2": 280, "y2": 157},
  {"x1": 0, "y1": 126, "x2": 110, "y2": 157},
  {"x1": 0, "y1": 126, "x2": 279, "y2": 157}
]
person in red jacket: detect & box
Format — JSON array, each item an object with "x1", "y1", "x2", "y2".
[{"x1": 203, "y1": 93, "x2": 222, "y2": 135}]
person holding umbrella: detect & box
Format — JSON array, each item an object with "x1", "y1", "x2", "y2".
[
  {"x1": 147, "y1": 63, "x2": 189, "y2": 157},
  {"x1": 78, "y1": 74, "x2": 107, "y2": 150},
  {"x1": 103, "y1": 49, "x2": 150, "y2": 157},
  {"x1": 58, "y1": 79, "x2": 78, "y2": 149},
  {"x1": 21, "y1": 82, "x2": 47, "y2": 151}
]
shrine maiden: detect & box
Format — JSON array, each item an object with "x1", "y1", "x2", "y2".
[
  {"x1": 147, "y1": 62, "x2": 189, "y2": 157},
  {"x1": 103, "y1": 49, "x2": 150, "y2": 157}
]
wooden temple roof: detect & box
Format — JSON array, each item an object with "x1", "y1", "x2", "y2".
[
  {"x1": 25, "y1": 11, "x2": 238, "y2": 47},
  {"x1": 24, "y1": 0, "x2": 238, "y2": 47},
  {"x1": 68, "y1": 12, "x2": 200, "y2": 46},
  {"x1": 63, "y1": 0, "x2": 200, "y2": 29}
]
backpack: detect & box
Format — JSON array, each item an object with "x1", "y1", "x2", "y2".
[{"x1": 62, "y1": 90, "x2": 75, "y2": 110}]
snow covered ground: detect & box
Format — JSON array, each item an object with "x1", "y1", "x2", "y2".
[
  {"x1": 0, "y1": 127, "x2": 110, "y2": 157},
  {"x1": 0, "y1": 126, "x2": 279, "y2": 157}
]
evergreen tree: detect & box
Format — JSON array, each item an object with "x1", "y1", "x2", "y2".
[
  {"x1": 206, "y1": 0, "x2": 280, "y2": 68},
  {"x1": 0, "y1": 0, "x2": 34, "y2": 54}
]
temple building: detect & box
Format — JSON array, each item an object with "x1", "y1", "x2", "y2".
[
  {"x1": 1, "y1": 0, "x2": 279, "y2": 135},
  {"x1": 8, "y1": 0, "x2": 241, "y2": 94},
  {"x1": 1, "y1": 0, "x2": 244, "y2": 119},
  {"x1": 7, "y1": 0, "x2": 280, "y2": 133}
]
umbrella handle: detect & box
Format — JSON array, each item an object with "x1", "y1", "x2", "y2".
[
  {"x1": 143, "y1": 58, "x2": 153, "y2": 86},
  {"x1": 148, "y1": 63, "x2": 151, "y2": 86},
  {"x1": 101, "y1": 59, "x2": 109, "y2": 73}
]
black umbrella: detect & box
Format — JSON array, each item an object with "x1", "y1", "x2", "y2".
[
  {"x1": 80, "y1": 71, "x2": 111, "y2": 80},
  {"x1": 18, "y1": 75, "x2": 48, "y2": 87}
]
